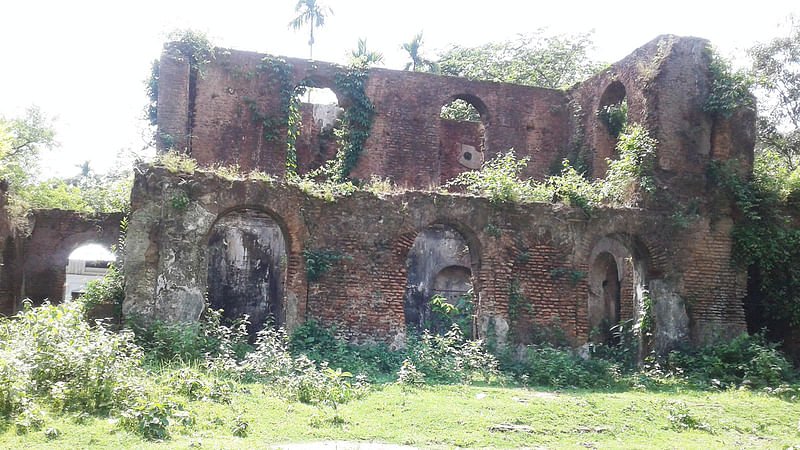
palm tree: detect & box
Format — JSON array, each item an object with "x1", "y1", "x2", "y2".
[
  {"x1": 402, "y1": 32, "x2": 439, "y2": 73},
  {"x1": 288, "y1": 0, "x2": 333, "y2": 60},
  {"x1": 402, "y1": 32, "x2": 424, "y2": 71},
  {"x1": 350, "y1": 38, "x2": 384, "y2": 66}
]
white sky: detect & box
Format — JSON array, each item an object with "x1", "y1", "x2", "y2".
[{"x1": 1, "y1": 0, "x2": 798, "y2": 179}]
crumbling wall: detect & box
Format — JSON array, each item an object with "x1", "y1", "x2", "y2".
[
  {"x1": 124, "y1": 165, "x2": 746, "y2": 351},
  {"x1": 0, "y1": 181, "x2": 22, "y2": 316},
  {"x1": 22, "y1": 210, "x2": 123, "y2": 304},
  {"x1": 157, "y1": 48, "x2": 571, "y2": 187},
  {"x1": 140, "y1": 34, "x2": 756, "y2": 350}
]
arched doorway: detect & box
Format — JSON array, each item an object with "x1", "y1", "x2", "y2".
[
  {"x1": 64, "y1": 243, "x2": 115, "y2": 302},
  {"x1": 404, "y1": 224, "x2": 475, "y2": 335},
  {"x1": 206, "y1": 209, "x2": 287, "y2": 333},
  {"x1": 587, "y1": 252, "x2": 621, "y2": 343}
]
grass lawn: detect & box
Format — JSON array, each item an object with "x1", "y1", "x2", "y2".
[{"x1": 1, "y1": 381, "x2": 798, "y2": 449}]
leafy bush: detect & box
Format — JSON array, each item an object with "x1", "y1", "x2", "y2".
[
  {"x1": 0, "y1": 301, "x2": 141, "y2": 418},
  {"x1": 429, "y1": 291, "x2": 475, "y2": 338},
  {"x1": 703, "y1": 49, "x2": 753, "y2": 117},
  {"x1": 119, "y1": 398, "x2": 194, "y2": 440},
  {"x1": 597, "y1": 99, "x2": 628, "y2": 137},
  {"x1": 666, "y1": 333, "x2": 795, "y2": 388},
  {"x1": 446, "y1": 149, "x2": 537, "y2": 203},
  {"x1": 404, "y1": 325, "x2": 499, "y2": 384},
  {"x1": 289, "y1": 320, "x2": 404, "y2": 380},
  {"x1": 603, "y1": 124, "x2": 658, "y2": 201},
  {"x1": 129, "y1": 308, "x2": 251, "y2": 366},
  {"x1": 514, "y1": 345, "x2": 619, "y2": 389}
]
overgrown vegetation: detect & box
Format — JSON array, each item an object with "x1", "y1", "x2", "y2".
[
  {"x1": 1, "y1": 288, "x2": 798, "y2": 444},
  {"x1": 703, "y1": 48, "x2": 754, "y2": 118},
  {"x1": 446, "y1": 123, "x2": 658, "y2": 212}
]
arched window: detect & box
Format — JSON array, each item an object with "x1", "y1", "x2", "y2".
[{"x1": 439, "y1": 95, "x2": 489, "y2": 180}]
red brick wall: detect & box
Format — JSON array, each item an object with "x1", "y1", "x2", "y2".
[
  {"x1": 158, "y1": 49, "x2": 570, "y2": 187},
  {"x1": 125, "y1": 166, "x2": 747, "y2": 349},
  {"x1": 22, "y1": 210, "x2": 124, "y2": 304}
]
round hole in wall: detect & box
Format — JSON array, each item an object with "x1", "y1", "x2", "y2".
[{"x1": 463, "y1": 152, "x2": 472, "y2": 161}]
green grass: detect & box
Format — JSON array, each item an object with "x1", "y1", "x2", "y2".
[{"x1": 2, "y1": 378, "x2": 798, "y2": 449}]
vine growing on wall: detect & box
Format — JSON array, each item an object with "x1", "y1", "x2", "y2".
[
  {"x1": 247, "y1": 55, "x2": 308, "y2": 177},
  {"x1": 330, "y1": 65, "x2": 376, "y2": 182}
]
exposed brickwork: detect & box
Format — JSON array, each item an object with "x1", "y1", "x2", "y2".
[
  {"x1": 116, "y1": 34, "x2": 759, "y2": 350},
  {"x1": 124, "y1": 165, "x2": 747, "y2": 350},
  {"x1": 22, "y1": 210, "x2": 123, "y2": 304}
]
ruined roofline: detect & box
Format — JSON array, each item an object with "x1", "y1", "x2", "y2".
[{"x1": 165, "y1": 33, "x2": 713, "y2": 93}]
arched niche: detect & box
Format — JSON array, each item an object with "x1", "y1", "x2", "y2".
[
  {"x1": 439, "y1": 94, "x2": 490, "y2": 181},
  {"x1": 295, "y1": 82, "x2": 345, "y2": 175},
  {"x1": 404, "y1": 224, "x2": 475, "y2": 333},
  {"x1": 206, "y1": 208, "x2": 288, "y2": 333}
]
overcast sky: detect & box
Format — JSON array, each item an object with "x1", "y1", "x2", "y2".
[{"x1": 1, "y1": 0, "x2": 798, "y2": 179}]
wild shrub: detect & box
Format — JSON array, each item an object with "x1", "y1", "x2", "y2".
[
  {"x1": 0, "y1": 301, "x2": 141, "y2": 418},
  {"x1": 289, "y1": 319, "x2": 404, "y2": 379},
  {"x1": 429, "y1": 291, "x2": 475, "y2": 338},
  {"x1": 517, "y1": 345, "x2": 619, "y2": 388},
  {"x1": 404, "y1": 325, "x2": 499, "y2": 384},
  {"x1": 119, "y1": 398, "x2": 195, "y2": 440},
  {"x1": 665, "y1": 332, "x2": 795, "y2": 388},
  {"x1": 129, "y1": 307, "x2": 251, "y2": 366}
]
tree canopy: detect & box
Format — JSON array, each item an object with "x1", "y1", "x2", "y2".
[
  {"x1": 437, "y1": 30, "x2": 603, "y2": 89},
  {"x1": 749, "y1": 18, "x2": 800, "y2": 170}
]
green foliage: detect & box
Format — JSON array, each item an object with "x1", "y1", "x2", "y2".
[
  {"x1": 447, "y1": 149, "x2": 536, "y2": 203},
  {"x1": 157, "y1": 151, "x2": 198, "y2": 173},
  {"x1": 403, "y1": 325, "x2": 499, "y2": 384},
  {"x1": 330, "y1": 65, "x2": 375, "y2": 181},
  {"x1": 709, "y1": 157, "x2": 800, "y2": 327},
  {"x1": 602, "y1": 124, "x2": 659, "y2": 201},
  {"x1": 0, "y1": 301, "x2": 141, "y2": 419},
  {"x1": 252, "y1": 55, "x2": 303, "y2": 176},
  {"x1": 516, "y1": 345, "x2": 619, "y2": 389},
  {"x1": 447, "y1": 125, "x2": 658, "y2": 212},
  {"x1": 349, "y1": 38, "x2": 384, "y2": 67},
  {"x1": 289, "y1": 320, "x2": 404, "y2": 381},
  {"x1": 749, "y1": 19, "x2": 800, "y2": 170},
  {"x1": 703, "y1": 49, "x2": 753, "y2": 118},
  {"x1": 167, "y1": 29, "x2": 215, "y2": 71},
  {"x1": 597, "y1": 99, "x2": 628, "y2": 137},
  {"x1": 438, "y1": 30, "x2": 602, "y2": 88},
  {"x1": 429, "y1": 291, "x2": 475, "y2": 338},
  {"x1": 303, "y1": 249, "x2": 349, "y2": 282},
  {"x1": 128, "y1": 308, "x2": 251, "y2": 366},
  {"x1": 440, "y1": 98, "x2": 481, "y2": 122},
  {"x1": 666, "y1": 333, "x2": 795, "y2": 388},
  {"x1": 170, "y1": 190, "x2": 190, "y2": 210},
  {"x1": 145, "y1": 59, "x2": 159, "y2": 126},
  {"x1": 288, "y1": 0, "x2": 333, "y2": 59},
  {"x1": 402, "y1": 32, "x2": 439, "y2": 73},
  {"x1": 118, "y1": 399, "x2": 189, "y2": 440}
]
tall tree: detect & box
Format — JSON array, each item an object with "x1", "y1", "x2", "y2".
[
  {"x1": 0, "y1": 106, "x2": 57, "y2": 189},
  {"x1": 402, "y1": 32, "x2": 438, "y2": 73},
  {"x1": 437, "y1": 30, "x2": 602, "y2": 89},
  {"x1": 350, "y1": 38, "x2": 384, "y2": 67},
  {"x1": 288, "y1": 0, "x2": 333, "y2": 60},
  {"x1": 749, "y1": 17, "x2": 800, "y2": 170}
]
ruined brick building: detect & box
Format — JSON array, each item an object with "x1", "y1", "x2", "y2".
[{"x1": 0, "y1": 35, "x2": 756, "y2": 353}]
